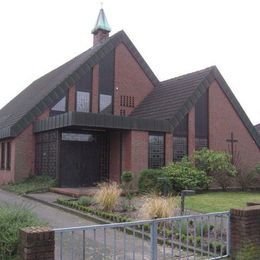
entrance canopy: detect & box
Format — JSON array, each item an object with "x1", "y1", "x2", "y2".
[{"x1": 33, "y1": 111, "x2": 172, "y2": 133}]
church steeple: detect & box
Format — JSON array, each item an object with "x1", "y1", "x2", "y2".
[{"x1": 92, "y1": 8, "x2": 111, "y2": 46}]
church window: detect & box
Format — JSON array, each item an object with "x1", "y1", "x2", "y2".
[
  {"x1": 195, "y1": 91, "x2": 209, "y2": 150},
  {"x1": 99, "y1": 50, "x2": 114, "y2": 114},
  {"x1": 173, "y1": 115, "x2": 188, "y2": 161},
  {"x1": 99, "y1": 94, "x2": 112, "y2": 114},
  {"x1": 76, "y1": 91, "x2": 90, "y2": 112},
  {"x1": 149, "y1": 133, "x2": 165, "y2": 169},
  {"x1": 173, "y1": 137, "x2": 188, "y2": 161},
  {"x1": 51, "y1": 96, "x2": 67, "y2": 115}
]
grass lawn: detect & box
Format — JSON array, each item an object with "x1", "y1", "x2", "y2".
[
  {"x1": 2, "y1": 175, "x2": 57, "y2": 195},
  {"x1": 185, "y1": 192, "x2": 260, "y2": 213}
]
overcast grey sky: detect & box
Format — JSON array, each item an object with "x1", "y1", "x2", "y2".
[{"x1": 0, "y1": 0, "x2": 259, "y2": 124}]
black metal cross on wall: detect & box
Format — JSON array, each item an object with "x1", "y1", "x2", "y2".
[{"x1": 226, "y1": 132, "x2": 238, "y2": 163}]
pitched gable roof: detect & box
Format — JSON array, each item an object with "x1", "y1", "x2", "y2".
[
  {"x1": 131, "y1": 66, "x2": 260, "y2": 148},
  {"x1": 0, "y1": 30, "x2": 159, "y2": 139}
]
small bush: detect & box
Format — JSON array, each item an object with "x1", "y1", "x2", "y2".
[
  {"x1": 121, "y1": 171, "x2": 133, "y2": 183},
  {"x1": 94, "y1": 182, "x2": 121, "y2": 211},
  {"x1": 138, "y1": 169, "x2": 166, "y2": 194},
  {"x1": 164, "y1": 157, "x2": 212, "y2": 192},
  {"x1": 78, "y1": 196, "x2": 93, "y2": 207},
  {"x1": 0, "y1": 204, "x2": 43, "y2": 259},
  {"x1": 139, "y1": 195, "x2": 178, "y2": 219}
]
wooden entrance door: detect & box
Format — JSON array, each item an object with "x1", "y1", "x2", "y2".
[{"x1": 59, "y1": 133, "x2": 102, "y2": 187}]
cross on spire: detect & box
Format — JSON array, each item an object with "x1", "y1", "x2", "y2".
[{"x1": 226, "y1": 132, "x2": 238, "y2": 163}]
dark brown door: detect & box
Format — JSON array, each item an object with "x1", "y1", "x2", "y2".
[{"x1": 60, "y1": 139, "x2": 100, "y2": 187}]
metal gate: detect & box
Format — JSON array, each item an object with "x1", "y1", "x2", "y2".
[{"x1": 54, "y1": 211, "x2": 230, "y2": 259}]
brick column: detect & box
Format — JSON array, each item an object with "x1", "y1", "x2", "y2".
[
  {"x1": 20, "y1": 227, "x2": 54, "y2": 260},
  {"x1": 230, "y1": 206, "x2": 260, "y2": 259}
]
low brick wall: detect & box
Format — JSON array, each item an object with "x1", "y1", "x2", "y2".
[
  {"x1": 20, "y1": 227, "x2": 54, "y2": 260},
  {"x1": 230, "y1": 206, "x2": 260, "y2": 259}
]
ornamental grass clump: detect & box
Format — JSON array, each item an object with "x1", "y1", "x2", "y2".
[
  {"x1": 94, "y1": 182, "x2": 122, "y2": 212},
  {"x1": 139, "y1": 195, "x2": 178, "y2": 219}
]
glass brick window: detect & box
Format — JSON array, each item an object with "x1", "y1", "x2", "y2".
[
  {"x1": 76, "y1": 91, "x2": 90, "y2": 112},
  {"x1": 148, "y1": 133, "x2": 165, "y2": 169},
  {"x1": 173, "y1": 136, "x2": 188, "y2": 161},
  {"x1": 99, "y1": 94, "x2": 112, "y2": 114}
]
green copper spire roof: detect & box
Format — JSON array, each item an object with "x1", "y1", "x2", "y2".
[{"x1": 92, "y1": 8, "x2": 111, "y2": 34}]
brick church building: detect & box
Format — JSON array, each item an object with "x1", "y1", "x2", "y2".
[{"x1": 0, "y1": 8, "x2": 259, "y2": 187}]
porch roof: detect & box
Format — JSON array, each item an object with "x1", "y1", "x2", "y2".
[{"x1": 33, "y1": 112, "x2": 173, "y2": 133}]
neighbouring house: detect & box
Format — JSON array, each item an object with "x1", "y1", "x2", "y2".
[{"x1": 0, "y1": 8, "x2": 259, "y2": 187}]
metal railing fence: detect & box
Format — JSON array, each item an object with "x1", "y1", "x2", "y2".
[{"x1": 54, "y1": 211, "x2": 230, "y2": 260}]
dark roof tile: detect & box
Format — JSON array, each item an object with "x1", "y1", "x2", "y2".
[{"x1": 131, "y1": 67, "x2": 213, "y2": 119}]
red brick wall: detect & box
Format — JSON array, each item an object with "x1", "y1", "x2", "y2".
[
  {"x1": 14, "y1": 125, "x2": 35, "y2": 182},
  {"x1": 20, "y1": 227, "x2": 55, "y2": 260},
  {"x1": 114, "y1": 43, "x2": 154, "y2": 116},
  {"x1": 122, "y1": 130, "x2": 148, "y2": 188},
  {"x1": 68, "y1": 85, "x2": 76, "y2": 111},
  {"x1": 188, "y1": 107, "x2": 195, "y2": 156},
  {"x1": 230, "y1": 206, "x2": 260, "y2": 258},
  {"x1": 92, "y1": 64, "x2": 99, "y2": 113},
  {"x1": 165, "y1": 133, "x2": 173, "y2": 165},
  {"x1": 0, "y1": 139, "x2": 15, "y2": 184},
  {"x1": 109, "y1": 131, "x2": 121, "y2": 182},
  {"x1": 208, "y1": 80, "x2": 260, "y2": 169}
]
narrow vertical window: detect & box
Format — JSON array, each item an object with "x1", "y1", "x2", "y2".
[
  {"x1": 173, "y1": 137, "x2": 188, "y2": 161},
  {"x1": 99, "y1": 94, "x2": 112, "y2": 114},
  {"x1": 6, "y1": 142, "x2": 11, "y2": 170},
  {"x1": 195, "y1": 91, "x2": 209, "y2": 150},
  {"x1": 76, "y1": 91, "x2": 90, "y2": 112},
  {"x1": 99, "y1": 49, "x2": 114, "y2": 114},
  {"x1": 1, "y1": 143, "x2": 5, "y2": 170},
  {"x1": 149, "y1": 133, "x2": 165, "y2": 169},
  {"x1": 173, "y1": 115, "x2": 188, "y2": 161}
]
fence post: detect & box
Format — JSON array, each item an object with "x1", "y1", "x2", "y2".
[
  {"x1": 150, "y1": 220, "x2": 158, "y2": 260},
  {"x1": 20, "y1": 226, "x2": 55, "y2": 260},
  {"x1": 230, "y1": 205, "x2": 260, "y2": 259}
]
